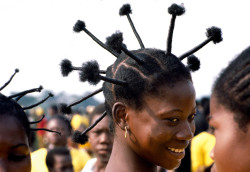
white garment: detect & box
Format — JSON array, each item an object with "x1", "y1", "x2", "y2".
[{"x1": 81, "y1": 158, "x2": 97, "y2": 172}]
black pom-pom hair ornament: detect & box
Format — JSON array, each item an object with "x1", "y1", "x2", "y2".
[
  {"x1": 0, "y1": 69, "x2": 61, "y2": 136},
  {"x1": 60, "y1": 3, "x2": 222, "y2": 144}
]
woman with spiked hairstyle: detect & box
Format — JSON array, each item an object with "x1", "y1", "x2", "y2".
[
  {"x1": 0, "y1": 69, "x2": 59, "y2": 172},
  {"x1": 60, "y1": 3, "x2": 222, "y2": 171}
]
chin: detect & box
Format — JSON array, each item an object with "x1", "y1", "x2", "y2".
[{"x1": 161, "y1": 160, "x2": 181, "y2": 170}]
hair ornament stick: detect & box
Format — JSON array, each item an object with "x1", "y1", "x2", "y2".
[
  {"x1": 60, "y1": 87, "x2": 103, "y2": 114},
  {"x1": 119, "y1": 4, "x2": 145, "y2": 49},
  {"x1": 73, "y1": 20, "x2": 119, "y2": 58},
  {"x1": 0, "y1": 68, "x2": 19, "y2": 91},
  {"x1": 179, "y1": 26, "x2": 222, "y2": 60},
  {"x1": 72, "y1": 111, "x2": 107, "y2": 144}
]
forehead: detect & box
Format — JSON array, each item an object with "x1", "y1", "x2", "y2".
[
  {"x1": 91, "y1": 115, "x2": 110, "y2": 129},
  {"x1": 47, "y1": 118, "x2": 67, "y2": 127},
  {"x1": 144, "y1": 80, "x2": 196, "y2": 106},
  {"x1": 0, "y1": 115, "x2": 29, "y2": 148}
]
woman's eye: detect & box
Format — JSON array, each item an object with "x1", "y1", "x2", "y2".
[
  {"x1": 165, "y1": 118, "x2": 179, "y2": 123},
  {"x1": 9, "y1": 154, "x2": 27, "y2": 162},
  {"x1": 188, "y1": 113, "x2": 196, "y2": 121}
]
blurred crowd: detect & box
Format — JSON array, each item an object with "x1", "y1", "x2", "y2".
[{"x1": 23, "y1": 96, "x2": 214, "y2": 172}]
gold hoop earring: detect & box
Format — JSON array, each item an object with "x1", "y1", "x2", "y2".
[{"x1": 125, "y1": 126, "x2": 127, "y2": 138}]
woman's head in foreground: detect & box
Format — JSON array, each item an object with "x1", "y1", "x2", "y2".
[
  {"x1": 210, "y1": 46, "x2": 250, "y2": 172},
  {"x1": 103, "y1": 49, "x2": 196, "y2": 170},
  {"x1": 60, "y1": 3, "x2": 222, "y2": 170},
  {"x1": 0, "y1": 94, "x2": 31, "y2": 172},
  {"x1": 0, "y1": 69, "x2": 57, "y2": 172}
]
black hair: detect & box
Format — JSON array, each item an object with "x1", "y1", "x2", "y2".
[
  {"x1": 0, "y1": 93, "x2": 30, "y2": 141},
  {"x1": 60, "y1": 3, "x2": 222, "y2": 144},
  {"x1": 103, "y1": 49, "x2": 192, "y2": 116},
  {"x1": 0, "y1": 69, "x2": 61, "y2": 145},
  {"x1": 49, "y1": 104, "x2": 58, "y2": 114},
  {"x1": 49, "y1": 115, "x2": 72, "y2": 134},
  {"x1": 46, "y1": 147, "x2": 71, "y2": 170},
  {"x1": 213, "y1": 46, "x2": 250, "y2": 129}
]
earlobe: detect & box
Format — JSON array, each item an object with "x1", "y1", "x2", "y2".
[{"x1": 112, "y1": 102, "x2": 128, "y2": 130}]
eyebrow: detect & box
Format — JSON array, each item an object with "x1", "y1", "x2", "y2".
[{"x1": 11, "y1": 143, "x2": 29, "y2": 149}]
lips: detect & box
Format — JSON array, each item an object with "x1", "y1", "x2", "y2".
[
  {"x1": 166, "y1": 147, "x2": 186, "y2": 159},
  {"x1": 167, "y1": 147, "x2": 185, "y2": 153}
]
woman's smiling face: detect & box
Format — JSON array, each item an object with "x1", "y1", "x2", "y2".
[
  {"x1": 126, "y1": 80, "x2": 196, "y2": 170},
  {"x1": 0, "y1": 115, "x2": 31, "y2": 172}
]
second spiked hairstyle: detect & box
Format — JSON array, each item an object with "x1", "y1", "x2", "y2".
[{"x1": 60, "y1": 3, "x2": 222, "y2": 144}]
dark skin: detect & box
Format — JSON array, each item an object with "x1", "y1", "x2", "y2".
[
  {"x1": 0, "y1": 115, "x2": 31, "y2": 172},
  {"x1": 88, "y1": 115, "x2": 113, "y2": 172},
  {"x1": 106, "y1": 80, "x2": 196, "y2": 172},
  {"x1": 50, "y1": 154, "x2": 73, "y2": 172},
  {"x1": 45, "y1": 119, "x2": 70, "y2": 149},
  {"x1": 209, "y1": 94, "x2": 250, "y2": 172}
]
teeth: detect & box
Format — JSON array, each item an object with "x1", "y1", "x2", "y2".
[{"x1": 168, "y1": 147, "x2": 184, "y2": 153}]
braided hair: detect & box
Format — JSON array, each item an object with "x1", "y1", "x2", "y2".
[
  {"x1": 0, "y1": 69, "x2": 60, "y2": 144},
  {"x1": 212, "y1": 46, "x2": 250, "y2": 129},
  {"x1": 60, "y1": 3, "x2": 222, "y2": 144}
]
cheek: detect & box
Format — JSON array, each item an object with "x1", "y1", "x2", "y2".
[{"x1": 9, "y1": 155, "x2": 31, "y2": 172}]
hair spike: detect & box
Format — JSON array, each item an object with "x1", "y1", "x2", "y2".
[
  {"x1": 79, "y1": 60, "x2": 127, "y2": 86},
  {"x1": 0, "y1": 68, "x2": 19, "y2": 91},
  {"x1": 206, "y1": 26, "x2": 223, "y2": 44},
  {"x1": 119, "y1": 4, "x2": 145, "y2": 49},
  {"x1": 60, "y1": 59, "x2": 73, "y2": 76},
  {"x1": 73, "y1": 20, "x2": 119, "y2": 58},
  {"x1": 166, "y1": 3, "x2": 185, "y2": 55},
  {"x1": 29, "y1": 114, "x2": 45, "y2": 124},
  {"x1": 168, "y1": 3, "x2": 185, "y2": 16},
  {"x1": 59, "y1": 103, "x2": 72, "y2": 114},
  {"x1": 30, "y1": 128, "x2": 61, "y2": 136},
  {"x1": 187, "y1": 55, "x2": 200, "y2": 72},
  {"x1": 72, "y1": 111, "x2": 107, "y2": 144},
  {"x1": 22, "y1": 93, "x2": 53, "y2": 110},
  {"x1": 59, "y1": 87, "x2": 102, "y2": 114},
  {"x1": 15, "y1": 85, "x2": 43, "y2": 102},
  {"x1": 119, "y1": 4, "x2": 132, "y2": 16},
  {"x1": 72, "y1": 130, "x2": 88, "y2": 144},
  {"x1": 8, "y1": 86, "x2": 43, "y2": 99},
  {"x1": 106, "y1": 32, "x2": 144, "y2": 64},
  {"x1": 179, "y1": 26, "x2": 223, "y2": 60}
]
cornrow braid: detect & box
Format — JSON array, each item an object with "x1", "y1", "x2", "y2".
[
  {"x1": 61, "y1": 3, "x2": 222, "y2": 144},
  {"x1": 213, "y1": 46, "x2": 250, "y2": 129}
]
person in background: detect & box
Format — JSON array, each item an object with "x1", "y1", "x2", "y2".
[
  {"x1": 209, "y1": 46, "x2": 250, "y2": 172},
  {"x1": 191, "y1": 97, "x2": 215, "y2": 172},
  {"x1": 47, "y1": 104, "x2": 59, "y2": 119},
  {"x1": 46, "y1": 147, "x2": 74, "y2": 172},
  {"x1": 31, "y1": 115, "x2": 91, "y2": 172},
  {"x1": 81, "y1": 103, "x2": 114, "y2": 172}
]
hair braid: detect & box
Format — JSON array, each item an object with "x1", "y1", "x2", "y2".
[{"x1": 213, "y1": 46, "x2": 250, "y2": 129}]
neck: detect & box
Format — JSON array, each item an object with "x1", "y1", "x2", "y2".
[
  {"x1": 94, "y1": 159, "x2": 107, "y2": 172},
  {"x1": 106, "y1": 137, "x2": 156, "y2": 172}
]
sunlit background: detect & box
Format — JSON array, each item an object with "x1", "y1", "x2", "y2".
[{"x1": 1, "y1": 0, "x2": 250, "y2": 102}]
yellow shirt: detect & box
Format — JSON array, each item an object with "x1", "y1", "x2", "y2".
[
  {"x1": 191, "y1": 132, "x2": 215, "y2": 172},
  {"x1": 31, "y1": 148, "x2": 91, "y2": 172}
]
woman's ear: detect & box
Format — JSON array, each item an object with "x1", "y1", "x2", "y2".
[{"x1": 112, "y1": 102, "x2": 128, "y2": 130}]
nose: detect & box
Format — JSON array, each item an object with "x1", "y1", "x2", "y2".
[
  {"x1": 99, "y1": 132, "x2": 111, "y2": 144},
  {"x1": 210, "y1": 147, "x2": 214, "y2": 160},
  {"x1": 0, "y1": 159, "x2": 8, "y2": 172},
  {"x1": 176, "y1": 121, "x2": 194, "y2": 141}
]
